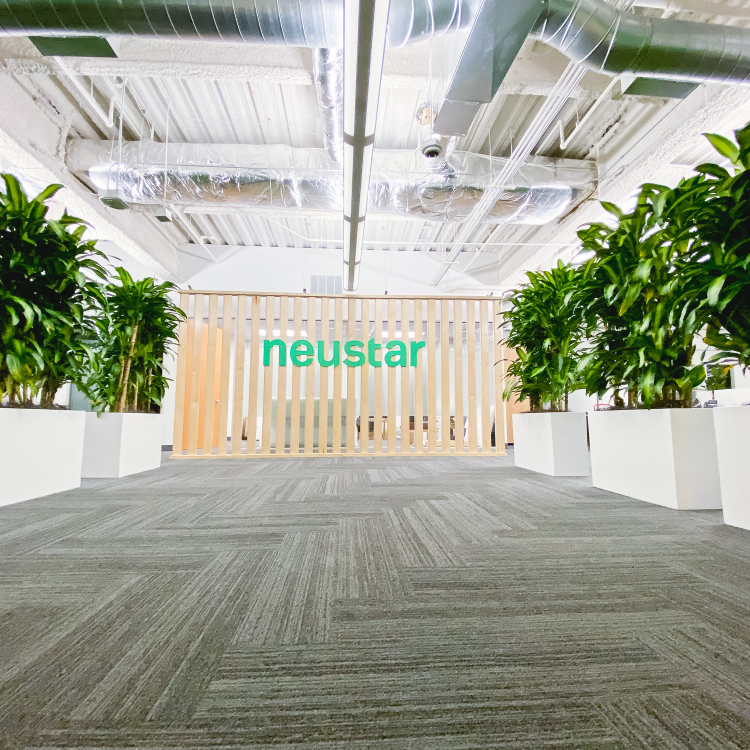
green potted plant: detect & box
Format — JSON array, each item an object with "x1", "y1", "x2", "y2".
[
  {"x1": 502, "y1": 261, "x2": 590, "y2": 476},
  {"x1": 0, "y1": 174, "x2": 107, "y2": 504},
  {"x1": 577, "y1": 174, "x2": 721, "y2": 510},
  {"x1": 665, "y1": 124, "x2": 750, "y2": 528},
  {"x1": 77, "y1": 267, "x2": 184, "y2": 478}
]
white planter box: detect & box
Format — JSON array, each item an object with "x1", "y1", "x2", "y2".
[
  {"x1": 0, "y1": 408, "x2": 85, "y2": 506},
  {"x1": 512, "y1": 412, "x2": 590, "y2": 476},
  {"x1": 713, "y1": 407, "x2": 750, "y2": 531},
  {"x1": 588, "y1": 409, "x2": 721, "y2": 510},
  {"x1": 82, "y1": 413, "x2": 163, "y2": 478}
]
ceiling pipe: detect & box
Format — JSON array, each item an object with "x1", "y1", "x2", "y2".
[
  {"x1": 313, "y1": 48, "x2": 344, "y2": 166},
  {"x1": 0, "y1": 0, "x2": 470, "y2": 48},
  {"x1": 532, "y1": 0, "x2": 750, "y2": 84}
]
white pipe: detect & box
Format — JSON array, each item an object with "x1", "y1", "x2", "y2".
[{"x1": 54, "y1": 56, "x2": 115, "y2": 129}]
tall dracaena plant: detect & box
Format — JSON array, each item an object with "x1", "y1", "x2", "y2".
[
  {"x1": 577, "y1": 189, "x2": 706, "y2": 408},
  {"x1": 80, "y1": 267, "x2": 184, "y2": 413},
  {"x1": 502, "y1": 261, "x2": 588, "y2": 412},
  {"x1": 667, "y1": 125, "x2": 750, "y2": 369},
  {"x1": 0, "y1": 174, "x2": 106, "y2": 408}
]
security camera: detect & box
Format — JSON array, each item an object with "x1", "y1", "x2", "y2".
[{"x1": 421, "y1": 137, "x2": 443, "y2": 159}]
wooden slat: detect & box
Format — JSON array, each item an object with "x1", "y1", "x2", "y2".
[
  {"x1": 494, "y1": 300, "x2": 506, "y2": 453},
  {"x1": 427, "y1": 299, "x2": 437, "y2": 454},
  {"x1": 231, "y1": 295, "x2": 247, "y2": 455},
  {"x1": 318, "y1": 296, "x2": 330, "y2": 454},
  {"x1": 272, "y1": 296, "x2": 288, "y2": 454},
  {"x1": 373, "y1": 299, "x2": 383, "y2": 454},
  {"x1": 247, "y1": 295, "x2": 263, "y2": 455},
  {"x1": 400, "y1": 298, "x2": 410, "y2": 454},
  {"x1": 413, "y1": 299, "x2": 423, "y2": 453},
  {"x1": 261, "y1": 297, "x2": 275, "y2": 455},
  {"x1": 453, "y1": 299, "x2": 464, "y2": 454},
  {"x1": 360, "y1": 299, "x2": 369, "y2": 454},
  {"x1": 289, "y1": 296, "x2": 303, "y2": 454},
  {"x1": 440, "y1": 298, "x2": 451, "y2": 454},
  {"x1": 181, "y1": 317, "x2": 194, "y2": 451},
  {"x1": 304, "y1": 296, "x2": 316, "y2": 455},
  {"x1": 347, "y1": 298, "x2": 357, "y2": 454},
  {"x1": 466, "y1": 300, "x2": 478, "y2": 454},
  {"x1": 216, "y1": 295, "x2": 233, "y2": 455},
  {"x1": 186, "y1": 294, "x2": 204, "y2": 456},
  {"x1": 480, "y1": 299, "x2": 491, "y2": 452},
  {"x1": 387, "y1": 299, "x2": 397, "y2": 455},
  {"x1": 262, "y1": 296, "x2": 278, "y2": 456},
  {"x1": 171, "y1": 293, "x2": 190, "y2": 456},
  {"x1": 332, "y1": 297, "x2": 343, "y2": 455},
  {"x1": 201, "y1": 294, "x2": 219, "y2": 454}
]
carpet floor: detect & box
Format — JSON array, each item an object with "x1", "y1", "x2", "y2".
[{"x1": 1, "y1": 453, "x2": 750, "y2": 749}]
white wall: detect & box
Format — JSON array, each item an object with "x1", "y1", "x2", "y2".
[{"x1": 182, "y1": 246, "x2": 497, "y2": 297}]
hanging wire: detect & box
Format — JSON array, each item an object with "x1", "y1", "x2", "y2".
[
  {"x1": 163, "y1": 102, "x2": 170, "y2": 208},
  {"x1": 116, "y1": 78, "x2": 126, "y2": 195}
]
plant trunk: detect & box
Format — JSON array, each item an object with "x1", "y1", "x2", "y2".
[{"x1": 116, "y1": 323, "x2": 139, "y2": 414}]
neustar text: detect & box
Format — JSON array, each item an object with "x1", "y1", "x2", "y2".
[{"x1": 263, "y1": 339, "x2": 425, "y2": 368}]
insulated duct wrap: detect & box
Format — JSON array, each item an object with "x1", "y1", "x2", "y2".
[
  {"x1": 68, "y1": 141, "x2": 596, "y2": 225},
  {"x1": 313, "y1": 48, "x2": 344, "y2": 165},
  {"x1": 0, "y1": 0, "x2": 472, "y2": 48},
  {"x1": 532, "y1": 0, "x2": 750, "y2": 83}
]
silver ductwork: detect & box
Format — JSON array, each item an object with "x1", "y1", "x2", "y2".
[
  {"x1": 532, "y1": 0, "x2": 750, "y2": 84},
  {"x1": 313, "y1": 49, "x2": 344, "y2": 165},
  {"x1": 67, "y1": 140, "x2": 596, "y2": 225},
  {"x1": 0, "y1": 0, "x2": 472, "y2": 48}
]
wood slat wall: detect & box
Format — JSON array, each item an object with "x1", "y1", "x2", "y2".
[{"x1": 172, "y1": 293, "x2": 507, "y2": 458}]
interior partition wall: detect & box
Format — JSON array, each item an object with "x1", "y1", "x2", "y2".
[{"x1": 172, "y1": 292, "x2": 507, "y2": 457}]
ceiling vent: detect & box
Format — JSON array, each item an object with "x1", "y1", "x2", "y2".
[{"x1": 310, "y1": 275, "x2": 343, "y2": 294}]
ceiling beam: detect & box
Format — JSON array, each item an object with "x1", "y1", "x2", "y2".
[{"x1": 342, "y1": 0, "x2": 390, "y2": 291}]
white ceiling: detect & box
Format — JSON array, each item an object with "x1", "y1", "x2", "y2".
[{"x1": 2, "y1": 4, "x2": 750, "y2": 292}]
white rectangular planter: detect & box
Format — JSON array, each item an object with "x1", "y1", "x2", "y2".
[
  {"x1": 588, "y1": 409, "x2": 721, "y2": 510},
  {"x1": 0, "y1": 408, "x2": 85, "y2": 506},
  {"x1": 713, "y1": 407, "x2": 750, "y2": 531},
  {"x1": 82, "y1": 413, "x2": 163, "y2": 478},
  {"x1": 512, "y1": 412, "x2": 590, "y2": 476}
]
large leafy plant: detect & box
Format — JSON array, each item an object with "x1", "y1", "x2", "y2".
[
  {"x1": 666, "y1": 125, "x2": 750, "y2": 369},
  {"x1": 79, "y1": 267, "x2": 184, "y2": 413},
  {"x1": 577, "y1": 191, "x2": 706, "y2": 408},
  {"x1": 0, "y1": 174, "x2": 106, "y2": 408},
  {"x1": 502, "y1": 261, "x2": 588, "y2": 412},
  {"x1": 577, "y1": 122, "x2": 750, "y2": 408}
]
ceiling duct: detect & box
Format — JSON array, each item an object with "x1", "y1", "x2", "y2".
[
  {"x1": 532, "y1": 0, "x2": 750, "y2": 83},
  {"x1": 313, "y1": 48, "x2": 344, "y2": 165},
  {"x1": 434, "y1": 0, "x2": 750, "y2": 136},
  {"x1": 67, "y1": 140, "x2": 596, "y2": 225},
  {"x1": 0, "y1": 0, "x2": 471, "y2": 48}
]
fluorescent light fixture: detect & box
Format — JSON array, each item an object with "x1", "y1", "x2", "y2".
[{"x1": 342, "y1": 0, "x2": 391, "y2": 292}]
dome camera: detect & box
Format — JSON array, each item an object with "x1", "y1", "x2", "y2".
[{"x1": 421, "y1": 138, "x2": 443, "y2": 159}]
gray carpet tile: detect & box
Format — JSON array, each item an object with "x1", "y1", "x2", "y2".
[{"x1": 1, "y1": 452, "x2": 750, "y2": 748}]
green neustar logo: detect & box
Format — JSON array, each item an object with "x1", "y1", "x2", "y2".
[{"x1": 263, "y1": 339, "x2": 425, "y2": 368}]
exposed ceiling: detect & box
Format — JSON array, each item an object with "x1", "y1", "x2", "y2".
[{"x1": 2, "y1": 0, "x2": 750, "y2": 292}]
